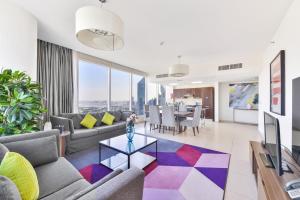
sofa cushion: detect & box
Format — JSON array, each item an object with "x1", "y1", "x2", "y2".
[
  {"x1": 0, "y1": 176, "x2": 22, "y2": 200},
  {"x1": 40, "y1": 179, "x2": 89, "y2": 200},
  {"x1": 93, "y1": 112, "x2": 105, "y2": 127},
  {"x1": 4, "y1": 135, "x2": 58, "y2": 167},
  {"x1": 80, "y1": 113, "x2": 97, "y2": 129},
  {"x1": 35, "y1": 157, "x2": 83, "y2": 199},
  {"x1": 96, "y1": 122, "x2": 126, "y2": 134},
  {"x1": 102, "y1": 112, "x2": 115, "y2": 125},
  {"x1": 61, "y1": 114, "x2": 83, "y2": 129},
  {"x1": 0, "y1": 143, "x2": 9, "y2": 163},
  {"x1": 72, "y1": 129, "x2": 99, "y2": 140},
  {"x1": 109, "y1": 111, "x2": 122, "y2": 122},
  {"x1": 0, "y1": 152, "x2": 39, "y2": 200},
  {"x1": 121, "y1": 111, "x2": 133, "y2": 121}
]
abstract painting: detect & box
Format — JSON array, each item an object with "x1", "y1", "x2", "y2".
[
  {"x1": 229, "y1": 83, "x2": 259, "y2": 109},
  {"x1": 270, "y1": 50, "x2": 285, "y2": 115}
]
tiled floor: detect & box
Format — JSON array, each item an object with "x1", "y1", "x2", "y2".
[{"x1": 135, "y1": 120, "x2": 262, "y2": 200}]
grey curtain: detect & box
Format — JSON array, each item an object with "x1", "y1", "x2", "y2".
[{"x1": 37, "y1": 40, "x2": 73, "y2": 120}]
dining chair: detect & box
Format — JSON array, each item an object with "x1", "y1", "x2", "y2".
[
  {"x1": 161, "y1": 106, "x2": 176, "y2": 135},
  {"x1": 180, "y1": 106, "x2": 202, "y2": 136},
  {"x1": 149, "y1": 105, "x2": 161, "y2": 132},
  {"x1": 144, "y1": 104, "x2": 150, "y2": 127},
  {"x1": 178, "y1": 105, "x2": 187, "y2": 112}
]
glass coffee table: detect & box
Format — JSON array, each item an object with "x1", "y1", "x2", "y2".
[{"x1": 99, "y1": 134, "x2": 158, "y2": 170}]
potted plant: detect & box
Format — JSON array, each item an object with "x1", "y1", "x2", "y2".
[{"x1": 0, "y1": 69, "x2": 47, "y2": 135}]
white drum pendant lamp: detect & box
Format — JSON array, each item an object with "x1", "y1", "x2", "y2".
[
  {"x1": 75, "y1": 0, "x2": 124, "y2": 51},
  {"x1": 169, "y1": 56, "x2": 189, "y2": 77}
]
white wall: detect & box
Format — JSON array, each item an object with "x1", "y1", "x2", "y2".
[
  {"x1": 258, "y1": 0, "x2": 300, "y2": 150},
  {"x1": 219, "y1": 83, "x2": 234, "y2": 121},
  {"x1": 0, "y1": 0, "x2": 37, "y2": 79},
  {"x1": 214, "y1": 82, "x2": 220, "y2": 122}
]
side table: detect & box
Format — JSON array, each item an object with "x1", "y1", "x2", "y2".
[{"x1": 59, "y1": 131, "x2": 70, "y2": 157}]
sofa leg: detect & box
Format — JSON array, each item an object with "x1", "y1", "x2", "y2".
[{"x1": 192, "y1": 127, "x2": 196, "y2": 136}]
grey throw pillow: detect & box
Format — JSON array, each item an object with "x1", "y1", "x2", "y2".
[
  {"x1": 94, "y1": 112, "x2": 104, "y2": 127},
  {"x1": 109, "y1": 111, "x2": 122, "y2": 122},
  {"x1": 71, "y1": 115, "x2": 84, "y2": 129},
  {"x1": 0, "y1": 143, "x2": 9, "y2": 163},
  {"x1": 121, "y1": 111, "x2": 133, "y2": 121},
  {"x1": 4, "y1": 135, "x2": 58, "y2": 167},
  {"x1": 0, "y1": 176, "x2": 22, "y2": 200}
]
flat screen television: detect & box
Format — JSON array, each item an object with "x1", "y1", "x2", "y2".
[
  {"x1": 264, "y1": 112, "x2": 283, "y2": 176},
  {"x1": 292, "y1": 77, "x2": 300, "y2": 165}
]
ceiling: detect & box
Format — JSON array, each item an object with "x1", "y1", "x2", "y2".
[{"x1": 11, "y1": 0, "x2": 293, "y2": 84}]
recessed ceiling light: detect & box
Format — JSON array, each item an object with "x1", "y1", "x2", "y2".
[
  {"x1": 192, "y1": 81, "x2": 203, "y2": 84},
  {"x1": 160, "y1": 41, "x2": 165, "y2": 46}
]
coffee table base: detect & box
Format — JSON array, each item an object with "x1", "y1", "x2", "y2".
[{"x1": 100, "y1": 152, "x2": 156, "y2": 170}]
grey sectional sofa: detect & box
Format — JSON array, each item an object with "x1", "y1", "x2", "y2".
[
  {"x1": 0, "y1": 130, "x2": 144, "y2": 200},
  {"x1": 50, "y1": 111, "x2": 132, "y2": 154}
]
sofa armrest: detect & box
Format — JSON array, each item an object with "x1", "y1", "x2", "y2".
[
  {"x1": 50, "y1": 116, "x2": 74, "y2": 134},
  {"x1": 74, "y1": 167, "x2": 144, "y2": 200}
]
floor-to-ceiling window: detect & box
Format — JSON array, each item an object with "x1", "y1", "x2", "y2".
[
  {"x1": 158, "y1": 84, "x2": 166, "y2": 105},
  {"x1": 132, "y1": 75, "x2": 145, "y2": 115},
  {"x1": 165, "y1": 85, "x2": 173, "y2": 104},
  {"x1": 77, "y1": 54, "x2": 147, "y2": 113},
  {"x1": 78, "y1": 60, "x2": 108, "y2": 113},
  {"x1": 110, "y1": 69, "x2": 130, "y2": 111},
  {"x1": 147, "y1": 82, "x2": 157, "y2": 105}
]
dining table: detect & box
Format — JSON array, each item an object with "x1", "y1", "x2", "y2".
[{"x1": 158, "y1": 110, "x2": 193, "y2": 133}]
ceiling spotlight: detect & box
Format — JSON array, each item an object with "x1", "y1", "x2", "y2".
[{"x1": 192, "y1": 81, "x2": 203, "y2": 84}]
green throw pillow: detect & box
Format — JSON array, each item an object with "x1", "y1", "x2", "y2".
[
  {"x1": 80, "y1": 113, "x2": 97, "y2": 129},
  {"x1": 0, "y1": 152, "x2": 39, "y2": 200},
  {"x1": 102, "y1": 112, "x2": 115, "y2": 125}
]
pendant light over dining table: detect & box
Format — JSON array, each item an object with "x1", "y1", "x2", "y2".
[
  {"x1": 169, "y1": 55, "x2": 189, "y2": 77},
  {"x1": 75, "y1": 0, "x2": 124, "y2": 51}
]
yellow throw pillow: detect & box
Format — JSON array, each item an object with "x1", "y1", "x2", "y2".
[
  {"x1": 0, "y1": 152, "x2": 39, "y2": 200},
  {"x1": 80, "y1": 113, "x2": 97, "y2": 129},
  {"x1": 102, "y1": 112, "x2": 115, "y2": 125}
]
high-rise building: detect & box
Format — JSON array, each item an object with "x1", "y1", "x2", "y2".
[{"x1": 137, "y1": 77, "x2": 145, "y2": 115}]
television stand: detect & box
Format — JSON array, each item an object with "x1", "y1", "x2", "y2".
[
  {"x1": 259, "y1": 153, "x2": 293, "y2": 173},
  {"x1": 259, "y1": 153, "x2": 274, "y2": 168},
  {"x1": 250, "y1": 141, "x2": 300, "y2": 200}
]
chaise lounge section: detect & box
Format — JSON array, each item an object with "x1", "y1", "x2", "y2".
[
  {"x1": 0, "y1": 130, "x2": 144, "y2": 200},
  {"x1": 50, "y1": 111, "x2": 132, "y2": 154}
]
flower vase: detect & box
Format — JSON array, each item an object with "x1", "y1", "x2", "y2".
[{"x1": 126, "y1": 124, "x2": 135, "y2": 142}]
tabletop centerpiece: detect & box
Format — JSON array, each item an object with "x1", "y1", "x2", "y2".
[{"x1": 126, "y1": 113, "x2": 137, "y2": 142}]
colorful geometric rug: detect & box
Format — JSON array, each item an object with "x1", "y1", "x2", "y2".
[{"x1": 78, "y1": 139, "x2": 230, "y2": 200}]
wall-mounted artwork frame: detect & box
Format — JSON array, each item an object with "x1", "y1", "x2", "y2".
[{"x1": 270, "y1": 50, "x2": 285, "y2": 115}]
